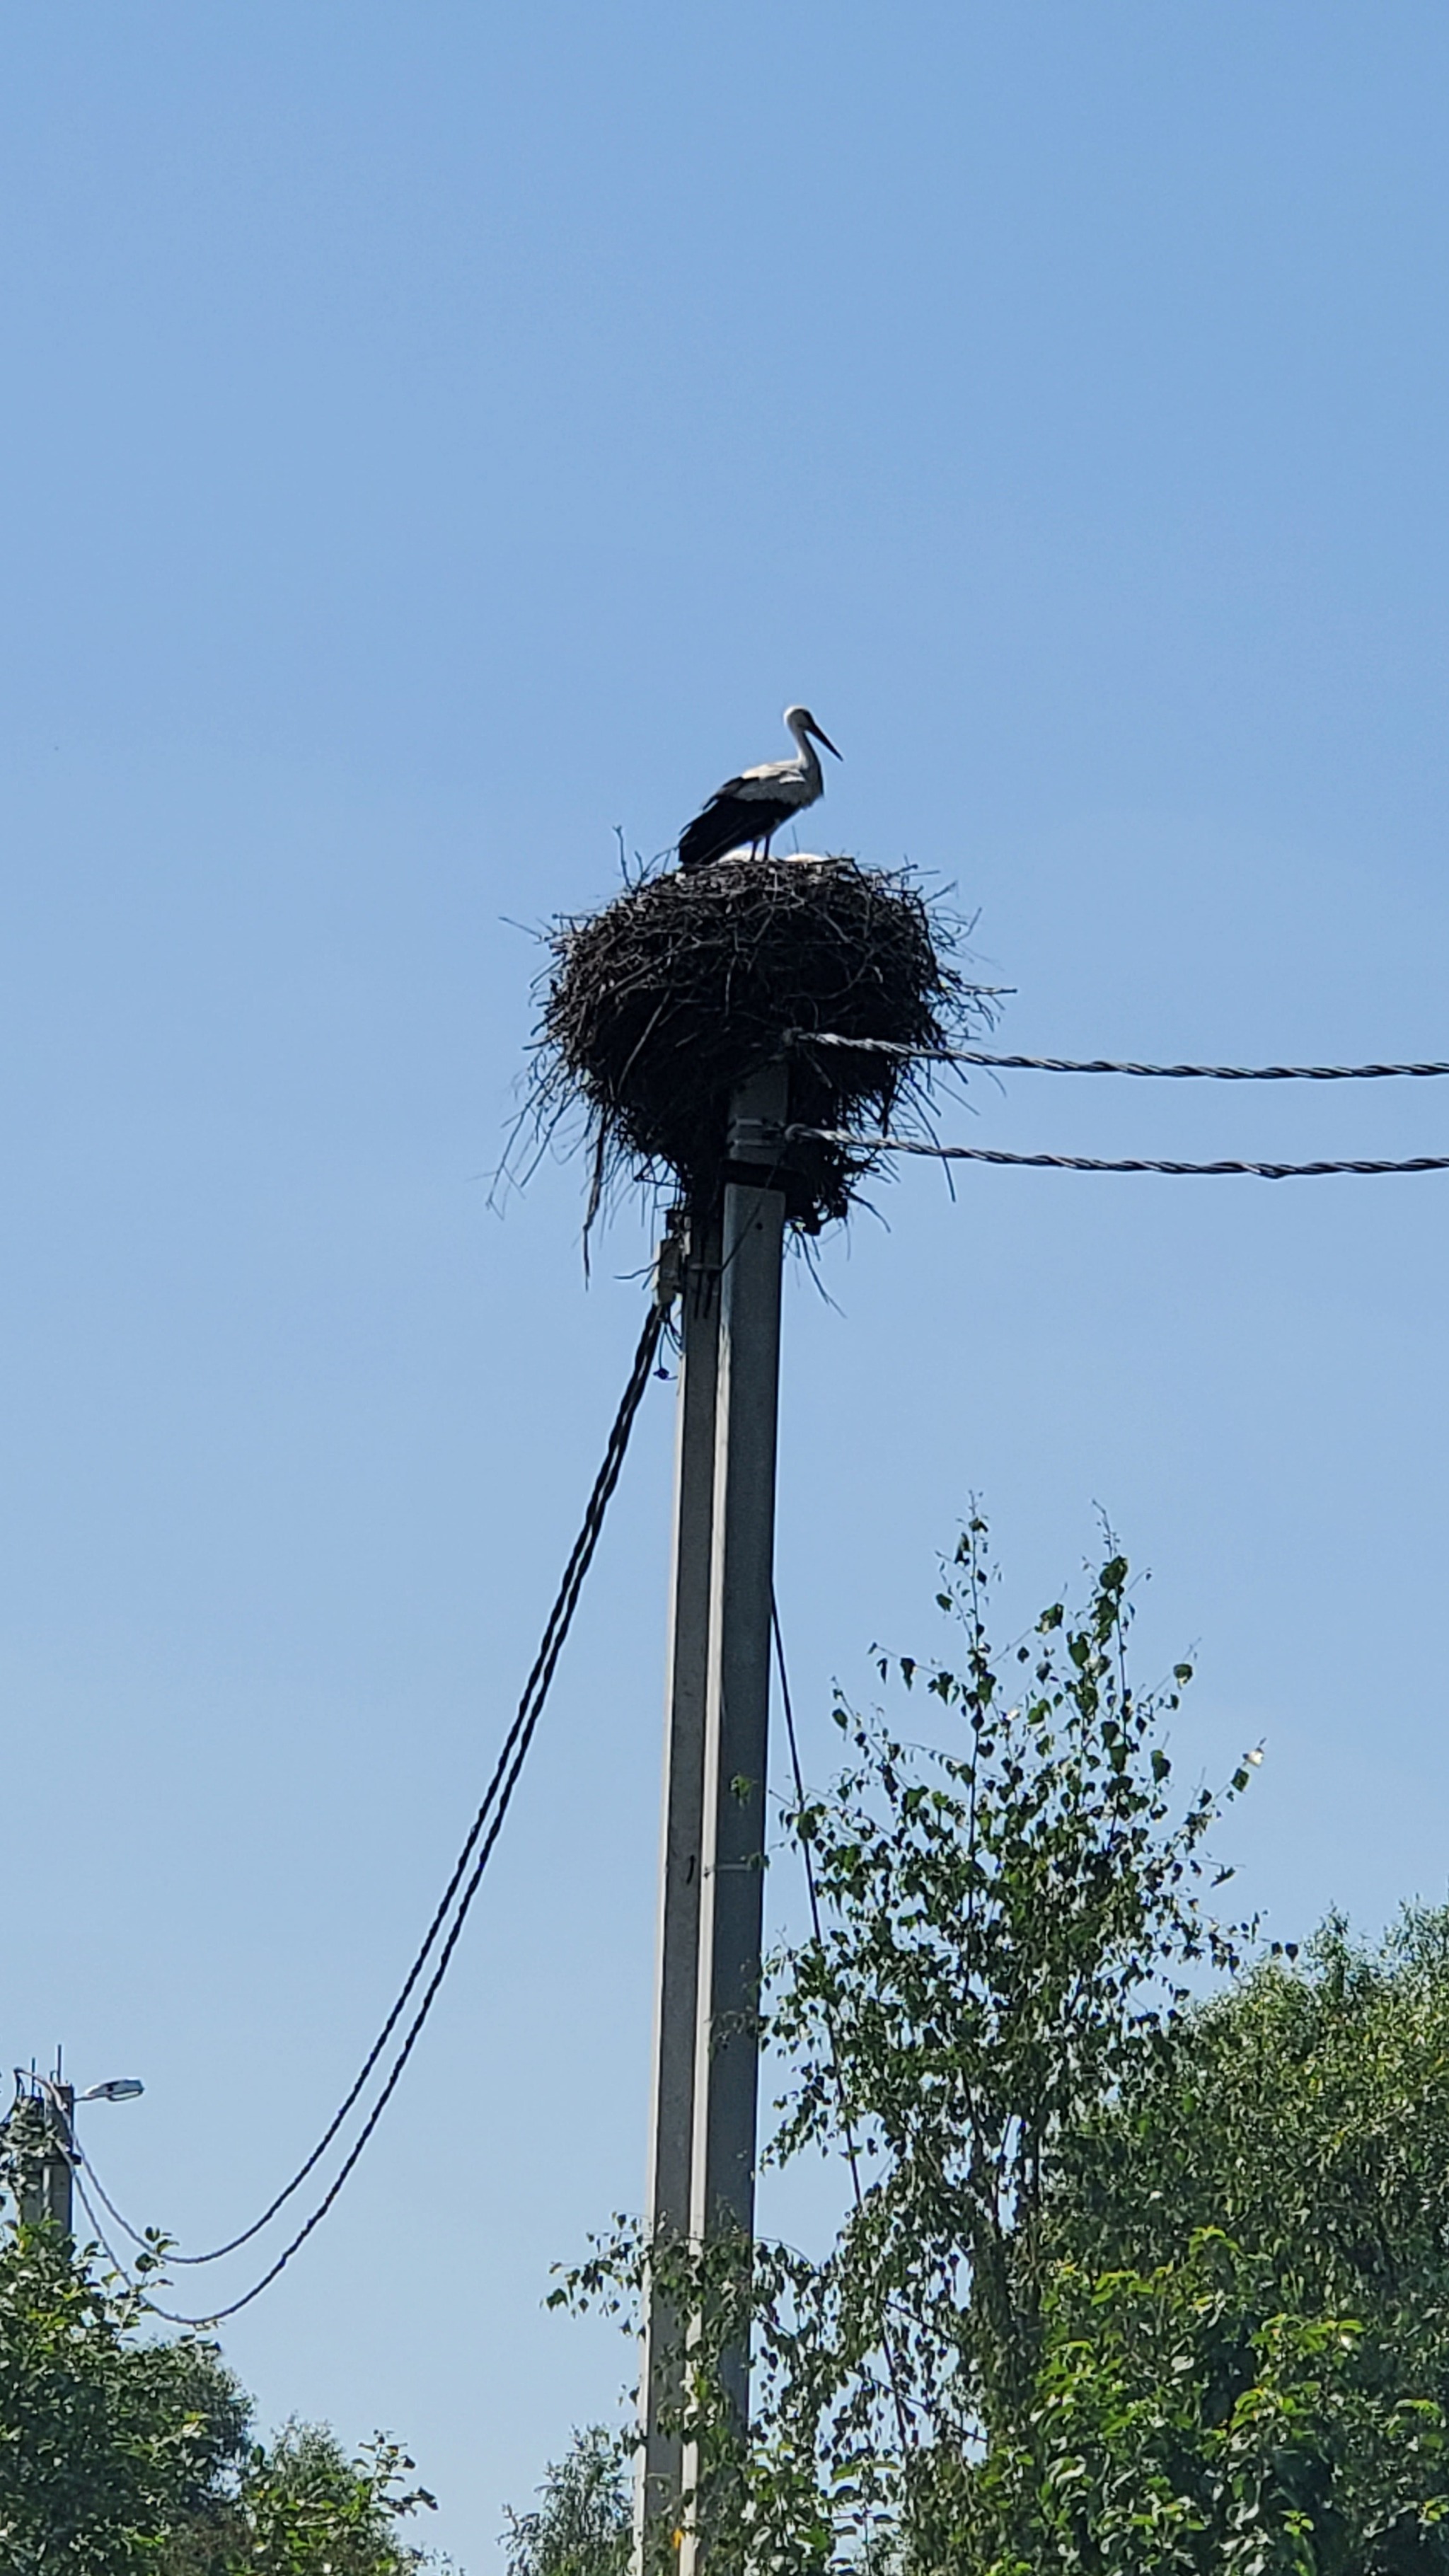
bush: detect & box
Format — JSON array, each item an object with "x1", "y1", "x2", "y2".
[{"x1": 0, "y1": 2219, "x2": 446, "y2": 2572}]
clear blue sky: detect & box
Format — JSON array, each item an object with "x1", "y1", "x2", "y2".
[{"x1": 4, "y1": 4, "x2": 1448, "y2": 2563}]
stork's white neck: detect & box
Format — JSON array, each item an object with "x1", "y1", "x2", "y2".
[{"x1": 785, "y1": 710, "x2": 822, "y2": 791}]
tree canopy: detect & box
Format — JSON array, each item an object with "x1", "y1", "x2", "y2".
[
  {"x1": 16, "y1": 1514, "x2": 1449, "y2": 2572},
  {"x1": 0, "y1": 2219, "x2": 445, "y2": 2573},
  {"x1": 567, "y1": 1520, "x2": 1449, "y2": 2572},
  {"x1": 1006, "y1": 1912, "x2": 1449, "y2": 2575},
  {"x1": 501, "y1": 2427, "x2": 629, "y2": 2576}
]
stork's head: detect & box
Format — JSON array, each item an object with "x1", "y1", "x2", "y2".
[{"x1": 785, "y1": 705, "x2": 842, "y2": 759}]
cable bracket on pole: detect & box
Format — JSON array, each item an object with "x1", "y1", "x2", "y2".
[{"x1": 728, "y1": 1116, "x2": 786, "y2": 1160}]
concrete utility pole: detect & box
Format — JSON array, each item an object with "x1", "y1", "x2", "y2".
[
  {"x1": 689, "y1": 1065, "x2": 787, "y2": 2333},
  {"x1": 12, "y1": 2062, "x2": 75, "y2": 2235},
  {"x1": 637, "y1": 1066, "x2": 789, "y2": 2568},
  {"x1": 42, "y1": 2072, "x2": 76, "y2": 2235},
  {"x1": 636, "y1": 1203, "x2": 722, "y2": 2551}
]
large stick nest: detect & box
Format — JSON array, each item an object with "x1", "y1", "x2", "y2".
[{"x1": 533, "y1": 855, "x2": 993, "y2": 1232}]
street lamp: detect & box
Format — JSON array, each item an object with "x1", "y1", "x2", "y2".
[{"x1": 5, "y1": 2064, "x2": 145, "y2": 2234}]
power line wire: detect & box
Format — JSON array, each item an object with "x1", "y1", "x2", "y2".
[
  {"x1": 771, "y1": 1593, "x2": 914, "y2": 2456},
  {"x1": 81, "y1": 1298, "x2": 666, "y2": 2327},
  {"x1": 73, "y1": 2166, "x2": 134, "y2": 2285},
  {"x1": 789, "y1": 1035, "x2": 1449, "y2": 1082},
  {"x1": 786, "y1": 1127, "x2": 1449, "y2": 1180}
]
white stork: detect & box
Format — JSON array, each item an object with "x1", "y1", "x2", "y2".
[{"x1": 677, "y1": 705, "x2": 842, "y2": 872}]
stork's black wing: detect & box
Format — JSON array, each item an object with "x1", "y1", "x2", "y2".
[{"x1": 679, "y1": 783, "x2": 792, "y2": 872}]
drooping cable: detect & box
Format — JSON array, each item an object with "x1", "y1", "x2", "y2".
[
  {"x1": 73, "y1": 2166, "x2": 133, "y2": 2282},
  {"x1": 786, "y1": 1127, "x2": 1449, "y2": 1180},
  {"x1": 789, "y1": 1035, "x2": 1449, "y2": 1082},
  {"x1": 770, "y1": 1592, "x2": 914, "y2": 2455},
  {"x1": 80, "y1": 1298, "x2": 665, "y2": 2326}
]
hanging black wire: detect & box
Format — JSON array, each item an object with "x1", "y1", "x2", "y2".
[
  {"x1": 79, "y1": 1298, "x2": 666, "y2": 2326},
  {"x1": 785, "y1": 1127, "x2": 1449, "y2": 1179},
  {"x1": 771, "y1": 1592, "x2": 914, "y2": 2455},
  {"x1": 788, "y1": 1034, "x2": 1449, "y2": 1082}
]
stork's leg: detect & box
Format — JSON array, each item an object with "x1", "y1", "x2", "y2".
[{"x1": 761, "y1": 829, "x2": 774, "y2": 860}]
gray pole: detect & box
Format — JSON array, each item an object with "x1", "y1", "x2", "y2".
[
  {"x1": 635, "y1": 1206, "x2": 722, "y2": 2558},
  {"x1": 43, "y1": 2074, "x2": 75, "y2": 2237},
  {"x1": 13, "y1": 2096, "x2": 45, "y2": 2231},
  {"x1": 688, "y1": 1064, "x2": 788, "y2": 2423},
  {"x1": 11, "y1": 2064, "x2": 74, "y2": 2236}
]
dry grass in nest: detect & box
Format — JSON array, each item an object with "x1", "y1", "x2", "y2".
[{"x1": 529, "y1": 855, "x2": 995, "y2": 1232}]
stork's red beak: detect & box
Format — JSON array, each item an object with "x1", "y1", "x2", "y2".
[{"x1": 810, "y1": 723, "x2": 842, "y2": 759}]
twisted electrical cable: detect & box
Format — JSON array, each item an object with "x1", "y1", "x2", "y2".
[
  {"x1": 786, "y1": 1127, "x2": 1449, "y2": 1179},
  {"x1": 788, "y1": 1034, "x2": 1449, "y2": 1082},
  {"x1": 79, "y1": 1299, "x2": 666, "y2": 2326},
  {"x1": 73, "y1": 2166, "x2": 134, "y2": 2285}
]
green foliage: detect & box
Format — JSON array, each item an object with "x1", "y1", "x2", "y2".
[
  {"x1": 765, "y1": 1524, "x2": 1247, "y2": 2442},
  {"x1": 570, "y1": 1522, "x2": 1256, "y2": 2572},
  {"x1": 500, "y1": 2427, "x2": 629, "y2": 2576},
  {"x1": 969, "y1": 2231, "x2": 1449, "y2": 2575},
  {"x1": 0, "y1": 2218, "x2": 448, "y2": 2572},
  {"x1": 1051, "y1": 1908, "x2": 1449, "y2": 2317},
  {"x1": 170, "y1": 2422, "x2": 441, "y2": 2576},
  {"x1": 0, "y1": 2222, "x2": 245, "y2": 2573},
  {"x1": 979, "y1": 1912, "x2": 1449, "y2": 2574},
  {"x1": 556, "y1": 1520, "x2": 1449, "y2": 2565},
  {"x1": 699, "y1": 1525, "x2": 1449, "y2": 2571}
]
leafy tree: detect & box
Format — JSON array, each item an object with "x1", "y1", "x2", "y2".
[
  {"x1": 567, "y1": 1517, "x2": 1449, "y2": 2568},
  {"x1": 170, "y1": 2420, "x2": 441, "y2": 2575},
  {"x1": 501, "y1": 2427, "x2": 629, "y2": 2576},
  {"x1": 0, "y1": 2215, "x2": 447, "y2": 2572},
  {"x1": 573, "y1": 1518, "x2": 1449, "y2": 2571},
  {"x1": 968, "y1": 2227, "x2": 1449, "y2": 2575},
  {"x1": 1051, "y1": 1906, "x2": 1449, "y2": 2315},
  {"x1": 974, "y1": 1913, "x2": 1449, "y2": 2573},
  {"x1": 0, "y1": 2222, "x2": 244, "y2": 2573},
  {"x1": 568, "y1": 1520, "x2": 1256, "y2": 2570}
]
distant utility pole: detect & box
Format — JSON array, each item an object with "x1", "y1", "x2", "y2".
[
  {"x1": 4, "y1": 2058, "x2": 142, "y2": 2238},
  {"x1": 637, "y1": 1065, "x2": 789, "y2": 2567},
  {"x1": 8, "y1": 2057, "x2": 75, "y2": 2235},
  {"x1": 42, "y1": 2069, "x2": 76, "y2": 2235}
]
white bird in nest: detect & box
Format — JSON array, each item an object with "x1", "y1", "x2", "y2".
[{"x1": 677, "y1": 705, "x2": 842, "y2": 872}]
